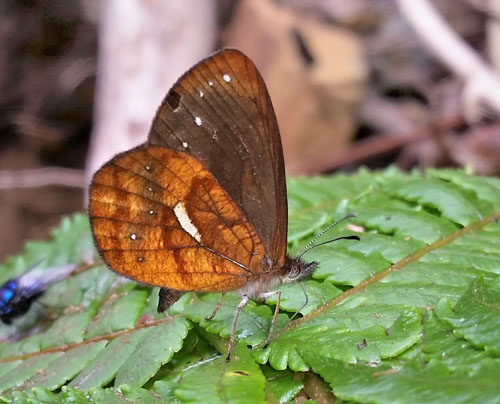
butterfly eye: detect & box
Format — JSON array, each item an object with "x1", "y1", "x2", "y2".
[{"x1": 288, "y1": 267, "x2": 300, "y2": 280}]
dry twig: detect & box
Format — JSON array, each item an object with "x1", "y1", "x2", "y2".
[
  {"x1": 396, "y1": 0, "x2": 500, "y2": 122},
  {"x1": 0, "y1": 167, "x2": 85, "y2": 189}
]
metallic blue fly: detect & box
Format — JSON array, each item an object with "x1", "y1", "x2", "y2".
[{"x1": 0, "y1": 263, "x2": 75, "y2": 324}]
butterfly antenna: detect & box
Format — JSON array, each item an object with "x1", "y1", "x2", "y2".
[
  {"x1": 297, "y1": 235, "x2": 360, "y2": 259},
  {"x1": 296, "y1": 213, "x2": 358, "y2": 259}
]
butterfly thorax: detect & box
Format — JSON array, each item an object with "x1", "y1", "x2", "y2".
[{"x1": 238, "y1": 256, "x2": 317, "y2": 299}]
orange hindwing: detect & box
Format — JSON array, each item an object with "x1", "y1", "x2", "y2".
[{"x1": 89, "y1": 145, "x2": 267, "y2": 292}]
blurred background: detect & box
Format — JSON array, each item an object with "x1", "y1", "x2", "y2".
[{"x1": 1, "y1": 0, "x2": 499, "y2": 261}]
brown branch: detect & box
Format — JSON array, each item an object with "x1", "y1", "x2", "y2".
[
  {"x1": 396, "y1": 0, "x2": 500, "y2": 121},
  {"x1": 0, "y1": 167, "x2": 86, "y2": 189},
  {"x1": 300, "y1": 115, "x2": 464, "y2": 174}
]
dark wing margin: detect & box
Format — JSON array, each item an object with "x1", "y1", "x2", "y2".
[{"x1": 148, "y1": 49, "x2": 287, "y2": 266}]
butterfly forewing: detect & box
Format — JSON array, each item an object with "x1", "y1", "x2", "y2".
[{"x1": 148, "y1": 49, "x2": 287, "y2": 267}]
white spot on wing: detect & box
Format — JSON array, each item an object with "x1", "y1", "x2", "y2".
[
  {"x1": 174, "y1": 202, "x2": 201, "y2": 242},
  {"x1": 182, "y1": 141, "x2": 188, "y2": 148},
  {"x1": 195, "y1": 116, "x2": 202, "y2": 126},
  {"x1": 199, "y1": 90, "x2": 204, "y2": 98},
  {"x1": 223, "y1": 74, "x2": 231, "y2": 82},
  {"x1": 208, "y1": 80, "x2": 213, "y2": 86},
  {"x1": 130, "y1": 233, "x2": 137, "y2": 240}
]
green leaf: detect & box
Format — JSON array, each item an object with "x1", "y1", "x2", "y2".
[
  {"x1": 70, "y1": 328, "x2": 150, "y2": 391},
  {"x1": 378, "y1": 177, "x2": 491, "y2": 226},
  {"x1": 303, "y1": 355, "x2": 500, "y2": 404},
  {"x1": 172, "y1": 344, "x2": 266, "y2": 404},
  {"x1": 114, "y1": 317, "x2": 191, "y2": 387},
  {"x1": 428, "y1": 168, "x2": 500, "y2": 206},
  {"x1": 87, "y1": 385, "x2": 163, "y2": 403},
  {"x1": 39, "y1": 304, "x2": 98, "y2": 349},
  {"x1": 116, "y1": 384, "x2": 164, "y2": 403},
  {"x1": 152, "y1": 329, "x2": 219, "y2": 403},
  {"x1": 0, "y1": 353, "x2": 63, "y2": 393},
  {"x1": 355, "y1": 206, "x2": 458, "y2": 244},
  {"x1": 14, "y1": 342, "x2": 107, "y2": 393},
  {"x1": 421, "y1": 309, "x2": 490, "y2": 368},
  {"x1": 439, "y1": 276, "x2": 500, "y2": 354},
  {"x1": 1, "y1": 168, "x2": 499, "y2": 403},
  {"x1": 182, "y1": 293, "x2": 288, "y2": 349},
  {"x1": 311, "y1": 247, "x2": 388, "y2": 286},
  {"x1": 40, "y1": 265, "x2": 120, "y2": 309},
  {"x1": 0, "y1": 214, "x2": 94, "y2": 284},
  {"x1": 85, "y1": 290, "x2": 149, "y2": 338},
  {"x1": 4, "y1": 386, "x2": 90, "y2": 404},
  {"x1": 255, "y1": 307, "x2": 422, "y2": 370},
  {"x1": 266, "y1": 280, "x2": 342, "y2": 315},
  {"x1": 263, "y1": 366, "x2": 303, "y2": 403}
]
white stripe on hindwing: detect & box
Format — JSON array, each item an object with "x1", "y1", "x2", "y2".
[{"x1": 173, "y1": 202, "x2": 202, "y2": 242}]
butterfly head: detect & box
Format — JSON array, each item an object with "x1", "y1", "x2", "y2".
[{"x1": 281, "y1": 257, "x2": 317, "y2": 284}]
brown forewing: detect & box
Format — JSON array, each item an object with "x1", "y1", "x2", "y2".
[
  {"x1": 147, "y1": 49, "x2": 288, "y2": 268},
  {"x1": 89, "y1": 145, "x2": 267, "y2": 292}
]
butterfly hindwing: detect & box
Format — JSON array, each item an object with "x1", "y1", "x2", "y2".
[{"x1": 90, "y1": 145, "x2": 267, "y2": 291}]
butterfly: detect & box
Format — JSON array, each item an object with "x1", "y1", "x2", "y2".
[
  {"x1": 0, "y1": 262, "x2": 76, "y2": 324},
  {"x1": 89, "y1": 49, "x2": 358, "y2": 359}
]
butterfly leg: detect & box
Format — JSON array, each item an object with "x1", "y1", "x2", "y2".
[
  {"x1": 226, "y1": 294, "x2": 249, "y2": 361},
  {"x1": 205, "y1": 293, "x2": 225, "y2": 320},
  {"x1": 257, "y1": 290, "x2": 281, "y2": 349}
]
